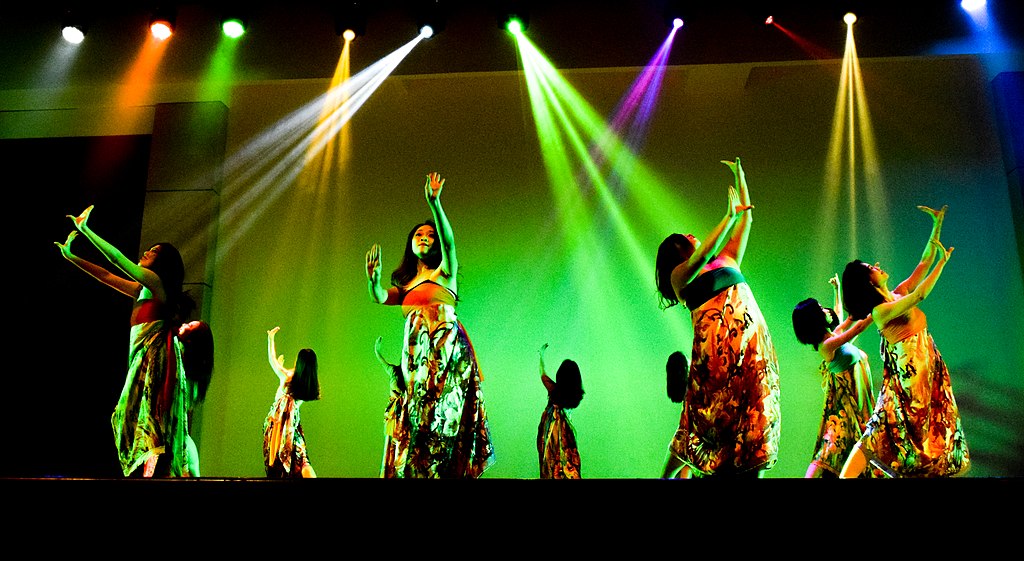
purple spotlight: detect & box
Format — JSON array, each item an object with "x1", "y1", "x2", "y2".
[{"x1": 672, "y1": 17, "x2": 683, "y2": 29}]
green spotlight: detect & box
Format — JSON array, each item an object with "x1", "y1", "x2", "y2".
[
  {"x1": 506, "y1": 17, "x2": 524, "y2": 34},
  {"x1": 222, "y1": 18, "x2": 246, "y2": 38}
]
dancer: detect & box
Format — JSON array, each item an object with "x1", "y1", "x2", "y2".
[
  {"x1": 537, "y1": 343, "x2": 584, "y2": 479},
  {"x1": 263, "y1": 326, "x2": 320, "y2": 478},
  {"x1": 839, "y1": 205, "x2": 969, "y2": 478},
  {"x1": 655, "y1": 158, "x2": 781, "y2": 478},
  {"x1": 56, "y1": 205, "x2": 211, "y2": 477},
  {"x1": 365, "y1": 171, "x2": 495, "y2": 478},
  {"x1": 374, "y1": 336, "x2": 408, "y2": 478},
  {"x1": 792, "y1": 274, "x2": 875, "y2": 478}
]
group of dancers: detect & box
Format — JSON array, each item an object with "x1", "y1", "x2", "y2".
[{"x1": 56, "y1": 159, "x2": 970, "y2": 479}]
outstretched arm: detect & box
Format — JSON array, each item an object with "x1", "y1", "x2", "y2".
[
  {"x1": 875, "y1": 240, "x2": 953, "y2": 326},
  {"x1": 56, "y1": 231, "x2": 140, "y2": 297},
  {"x1": 68, "y1": 205, "x2": 163, "y2": 299},
  {"x1": 365, "y1": 244, "x2": 399, "y2": 305},
  {"x1": 539, "y1": 343, "x2": 555, "y2": 393},
  {"x1": 895, "y1": 205, "x2": 946, "y2": 296},
  {"x1": 672, "y1": 185, "x2": 749, "y2": 289},
  {"x1": 718, "y1": 158, "x2": 752, "y2": 266},
  {"x1": 267, "y1": 326, "x2": 288, "y2": 382},
  {"x1": 424, "y1": 172, "x2": 457, "y2": 280}
]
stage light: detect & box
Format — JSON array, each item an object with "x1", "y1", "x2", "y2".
[
  {"x1": 222, "y1": 17, "x2": 247, "y2": 39},
  {"x1": 662, "y1": 0, "x2": 686, "y2": 30},
  {"x1": 497, "y1": 1, "x2": 530, "y2": 34},
  {"x1": 150, "y1": 7, "x2": 176, "y2": 40},
  {"x1": 844, "y1": 13, "x2": 857, "y2": 26},
  {"x1": 765, "y1": 16, "x2": 773, "y2": 25},
  {"x1": 414, "y1": 0, "x2": 447, "y2": 38},
  {"x1": 961, "y1": 0, "x2": 986, "y2": 12},
  {"x1": 336, "y1": 1, "x2": 368, "y2": 39},
  {"x1": 506, "y1": 17, "x2": 524, "y2": 34},
  {"x1": 61, "y1": 11, "x2": 88, "y2": 44}
]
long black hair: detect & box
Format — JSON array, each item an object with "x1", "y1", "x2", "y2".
[
  {"x1": 148, "y1": 242, "x2": 196, "y2": 322},
  {"x1": 551, "y1": 359, "x2": 584, "y2": 409},
  {"x1": 391, "y1": 221, "x2": 442, "y2": 288},
  {"x1": 290, "y1": 348, "x2": 321, "y2": 402},
  {"x1": 842, "y1": 260, "x2": 884, "y2": 320},
  {"x1": 655, "y1": 234, "x2": 695, "y2": 309},
  {"x1": 177, "y1": 321, "x2": 214, "y2": 401}
]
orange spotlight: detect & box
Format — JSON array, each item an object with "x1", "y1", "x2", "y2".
[{"x1": 150, "y1": 8, "x2": 176, "y2": 40}]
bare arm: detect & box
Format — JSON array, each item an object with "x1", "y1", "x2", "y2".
[
  {"x1": 895, "y1": 205, "x2": 946, "y2": 296},
  {"x1": 365, "y1": 244, "x2": 399, "y2": 305},
  {"x1": 718, "y1": 158, "x2": 752, "y2": 266},
  {"x1": 539, "y1": 343, "x2": 555, "y2": 393},
  {"x1": 69, "y1": 205, "x2": 164, "y2": 299},
  {"x1": 425, "y1": 172, "x2": 457, "y2": 281},
  {"x1": 267, "y1": 326, "x2": 288, "y2": 382},
  {"x1": 56, "y1": 231, "x2": 140, "y2": 297},
  {"x1": 671, "y1": 185, "x2": 747, "y2": 291},
  {"x1": 874, "y1": 240, "x2": 953, "y2": 326}
]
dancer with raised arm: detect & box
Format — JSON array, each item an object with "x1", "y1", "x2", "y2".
[
  {"x1": 792, "y1": 274, "x2": 875, "y2": 478},
  {"x1": 56, "y1": 205, "x2": 211, "y2": 477},
  {"x1": 537, "y1": 343, "x2": 584, "y2": 479},
  {"x1": 263, "y1": 326, "x2": 320, "y2": 478},
  {"x1": 839, "y1": 205, "x2": 969, "y2": 478},
  {"x1": 655, "y1": 158, "x2": 780, "y2": 478},
  {"x1": 365, "y1": 172, "x2": 495, "y2": 478}
]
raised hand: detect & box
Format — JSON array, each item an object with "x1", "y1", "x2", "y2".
[
  {"x1": 366, "y1": 244, "x2": 382, "y2": 282},
  {"x1": 932, "y1": 239, "x2": 955, "y2": 262},
  {"x1": 918, "y1": 204, "x2": 948, "y2": 224},
  {"x1": 720, "y1": 157, "x2": 743, "y2": 188},
  {"x1": 268, "y1": 326, "x2": 280, "y2": 337},
  {"x1": 55, "y1": 230, "x2": 78, "y2": 259},
  {"x1": 727, "y1": 185, "x2": 752, "y2": 217},
  {"x1": 67, "y1": 205, "x2": 94, "y2": 231},
  {"x1": 424, "y1": 172, "x2": 445, "y2": 202},
  {"x1": 829, "y1": 273, "x2": 840, "y2": 288}
]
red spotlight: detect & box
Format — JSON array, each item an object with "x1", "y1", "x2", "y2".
[{"x1": 765, "y1": 16, "x2": 774, "y2": 25}]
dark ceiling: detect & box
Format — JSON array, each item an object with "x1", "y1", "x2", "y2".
[{"x1": 1, "y1": 1, "x2": 1021, "y2": 90}]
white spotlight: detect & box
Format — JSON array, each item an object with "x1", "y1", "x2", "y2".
[{"x1": 420, "y1": 24, "x2": 434, "y2": 38}]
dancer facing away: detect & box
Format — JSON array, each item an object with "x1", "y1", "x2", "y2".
[
  {"x1": 56, "y1": 205, "x2": 212, "y2": 477},
  {"x1": 839, "y1": 205, "x2": 969, "y2": 478},
  {"x1": 374, "y1": 335, "x2": 408, "y2": 478},
  {"x1": 365, "y1": 171, "x2": 495, "y2": 478},
  {"x1": 792, "y1": 274, "x2": 875, "y2": 478},
  {"x1": 655, "y1": 158, "x2": 781, "y2": 478},
  {"x1": 264, "y1": 326, "x2": 320, "y2": 478},
  {"x1": 537, "y1": 343, "x2": 584, "y2": 479}
]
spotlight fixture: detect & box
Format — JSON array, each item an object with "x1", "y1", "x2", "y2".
[
  {"x1": 662, "y1": 0, "x2": 686, "y2": 30},
  {"x1": 414, "y1": 0, "x2": 448, "y2": 38},
  {"x1": 497, "y1": 1, "x2": 530, "y2": 33},
  {"x1": 844, "y1": 12, "x2": 857, "y2": 25},
  {"x1": 150, "y1": 7, "x2": 177, "y2": 40},
  {"x1": 221, "y1": 16, "x2": 247, "y2": 39},
  {"x1": 765, "y1": 16, "x2": 773, "y2": 25},
  {"x1": 335, "y1": 1, "x2": 368, "y2": 39},
  {"x1": 61, "y1": 10, "x2": 88, "y2": 44}
]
